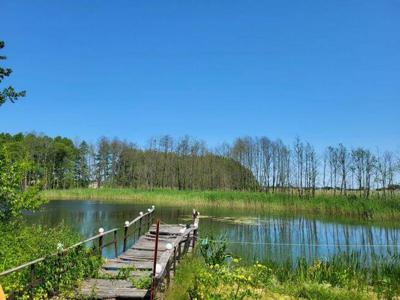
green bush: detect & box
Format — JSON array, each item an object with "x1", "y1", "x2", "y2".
[
  {"x1": 0, "y1": 223, "x2": 102, "y2": 299},
  {"x1": 0, "y1": 146, "x2": 45, "y2": 221},
  {"x1": 199, "y1": 236, "x2": 231, "y2": 265}
]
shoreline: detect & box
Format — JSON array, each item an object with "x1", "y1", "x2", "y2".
[{"x1": 41, "y1": 188, "x2": 400, "y2": 226}]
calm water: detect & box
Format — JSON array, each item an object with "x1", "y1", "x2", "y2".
[{"x1": 25, "y1": 200, "x2": 400, "y2": 263}]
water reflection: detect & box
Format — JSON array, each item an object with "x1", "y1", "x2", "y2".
[{"x1": 25, "y1": 200, "x2": 400, "y2": 263}]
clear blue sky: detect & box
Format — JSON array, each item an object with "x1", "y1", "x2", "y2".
[{"x1": 1, "y1": 1, "x2": 399, "y2": 151}]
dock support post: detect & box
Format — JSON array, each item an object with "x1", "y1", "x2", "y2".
[
  {"x1": 98, "y1": 227, "x2": 104, "y2": 256},
  {"x1": 150, "y1": 219, "x2": 160, "y2": 300},
  {"x1": 123, "y1": 221, "x2": 129, "y2": 252},
  {"x1": 173, "y1": 246, "x2": 177, "y2": 275},
  {"x1": 138, "y1": 217, "x2": 142, "y2": 238},
  {"x1": 113, "y1": 230, "x2": 118, "y2": 257},
  {"x1": 147, "y1": 208, "x2": 151, "y2": 229}
]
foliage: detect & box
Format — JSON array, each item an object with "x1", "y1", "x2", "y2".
[
  {"x1": 0, "y1": 223, "x2": 102, "y2": 299},
  {"x1": 1, "y1": 132, "x2": 400, "y2": 199},
  {"x1": 0, "y1": 41, "x2": 26, "y2": 107},
  {"x1": 199, "y1": 236, "x2": 231, "y2": 265},
  {"x1": 97, "y1": 265, "x2": 152, "y2": 289},
  {"x1": 115, "y1": 266, "x2": 136, "y2": 280},
  {"x1": 167, "y1": 246, "x2": 400, "y2": 300},
  {"x1": 131, "y1": 275, "x2": 152, "y2": 289},
  {"x1": 0, "y1": 133, "x2": 258, "y2": 191},
  {"x1": 0, "y1": 146, "x2": 44, "y2": 221}
]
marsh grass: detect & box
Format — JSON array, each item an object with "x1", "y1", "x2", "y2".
[
  {"x1": 42, "y1": 188, "x2": 400, "y2": 223},
  {"x1": 166, "y1": 251, "x2": 400, "y2": 300}
]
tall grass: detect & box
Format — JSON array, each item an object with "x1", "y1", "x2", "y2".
[
  {"x1": 166, "y1": 251, "x2": 400, "y2": 300},
  {"x1": 42, "y1": 188, "x2": 400, "y2": 223}
]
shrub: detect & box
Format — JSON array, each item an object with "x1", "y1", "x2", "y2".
[
  {"x1": 0, "y1": 223, "x2": 102, "y2": 299},
  {"x1": 0, "y1": 146, "x2": 44, "y2": 221}
]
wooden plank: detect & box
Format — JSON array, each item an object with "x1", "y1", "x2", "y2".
[
  {"x1": 149, "y1": 225, "x2": 186, "y2": 235},
  {"x1": 78, "y1": 279, "x2": 148, "y2": 299},
  {"x1": 103, "y1": 259, "x2": 153, "y2": 270},
  {"x1": 119, "y1": 249, "x2": 163, "y2": 260},
  {"x1": 98, "y1": 269, "x2": 151, "y2": 278}
]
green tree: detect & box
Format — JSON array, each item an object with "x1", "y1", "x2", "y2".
[
  {"x1": 74, "y1": 141, "x2": 90, "y2": 187},
  {"x1": 0, "y1": 146, "x2": 44, "y2": 221},
  {"x1": 0, "y1": 40, "x2": 26, "y2": 107}
]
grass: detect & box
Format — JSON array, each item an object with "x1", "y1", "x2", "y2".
[
  {"x1": 41, "y1": 188, "x2": 400, "y2": 224},
  {"x1": 0, "y1": 222, "x2": 102, "y2": 299},
  {"x1": 165, "y1": 250, "x2": 400, "y2": 300}
]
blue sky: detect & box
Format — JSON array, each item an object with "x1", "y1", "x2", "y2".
[{"x1": 1, "y1": 1, "x2": 399, "y2": 151}]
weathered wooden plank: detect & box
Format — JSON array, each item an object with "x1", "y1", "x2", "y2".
[
  {"x1": 98, "y1": 269, "x2": 151, "y2": 278},
  {"x1": 149, "y1": 225, "x2": 187, "y2": 235},
  {"x1": 103, "y1": 259, "x2": 153, "y2": 270},
  {"x1": 119, "y1": 249, "x2": 163, "y2": 260},
  {"x1": 132, "y1": 240, "x2": 178, "y2": 251},
  {"x1": 78, "y1": 279, "x2": 148, "y2": 299}
]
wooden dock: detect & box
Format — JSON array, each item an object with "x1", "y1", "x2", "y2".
[
  {"x1": 0, "y1": 207, "x2": 199, "y2": 300},
  {"x1": 77, "y1": 210, "x2": 200, "y2": 299}
]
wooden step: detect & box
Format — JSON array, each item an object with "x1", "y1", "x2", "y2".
[
  {"x1": 78, "y1": 279, "x2": 148, "y2": 299},
  {"x1": 103, "y1": 259, "x2": 154, "y2": 270},
  {"x1": 98, "y1": 269, "x2": 151, "y2": 279}
]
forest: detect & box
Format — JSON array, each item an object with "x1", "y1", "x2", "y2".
[{"x1": 0, "y1": 132, "x2": 398, "y2": 196}]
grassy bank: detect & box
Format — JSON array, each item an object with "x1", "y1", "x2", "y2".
[
  {"x1": 0, "y1": 223, "x2": 102, "y2": 299},
  {"x1": 166, "y1": 250, "x2": 400, "y2": 300},
  {"x1": 42, "y1": 188, "x2": 400, "y2": 223}
]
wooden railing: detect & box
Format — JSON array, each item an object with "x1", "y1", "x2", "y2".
[
  {"x1": 0, "y1": 206, "x2": 155, "y2": 298},
  {"x1": 151, "y1": 209, "x2": 200, "y2": 296},
  {"x1": 123, "y1": 206, "x2": 154, "y2": 253}
]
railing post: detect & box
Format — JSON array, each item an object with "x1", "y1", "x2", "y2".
[
  {"x1": 151, "y1": 205, "x2": 155, "y2": 224},
  {"x1": 150, "y1": 219, "x2": 160, "y2": 300},
  {"x1": 147, "y1": 208, "x2": 151, "y2": 229},
  {"x1": 173, "y1": 246, "x2": 177, "y2": 275},
  {"x1": 177, "y1": 241, "x2": 182, "y2": 261},
  {"x1": 166, "y1": 260, "x2": 171, "y2": 288},
  {"x1": 183, "y1": 233, "x2": 190, "y2": 255},
  {"x1": 113, "y1": 230, "x2": 118, "y2": 258},
  {"x1": 123, "y1": 221, "x2": 129, "y2": 252},
  {"x1": 29, "y1": 264, "x2": 35, "y2": 300},
  {"x1": 192, "y1": 229, "x2": 198, "y2": 249},
  {"x1": 192, "y1": 210, "x2": 199, "y2": 249},
  {"x1": 98, "y1": 227, "x2": 104, "y2": 256},
  {"x1": 192, "y1": 209, "x2": 196, "y2": 224},
  {"x1": 138, "y1": 212, "x2": 143, "y2": 237}
]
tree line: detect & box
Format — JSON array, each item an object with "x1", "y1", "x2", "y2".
[
  {"x1": 0, "y1": 133, "x2": 257, "y2": 191},
  {"x1": 224, "y1": 136, "x2": 399, "y2": 197},
  {"x1": 0, "y1": 132, "x2": 399, "y2": 196}
]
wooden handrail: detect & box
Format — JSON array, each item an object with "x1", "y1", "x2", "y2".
[
  {"x1": 152, "y1": 209, "x2": 200, "y2": 295},
  {"x1": 0, "y1": 206, "x2": 156, "y2": 278},
  {"x1": 125, "y1": 207, "x2": 153, "y2": 227}
]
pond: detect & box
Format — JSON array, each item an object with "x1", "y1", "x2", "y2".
[{"x1": 25, "y1": 200, "x2": 400, "y2": 264}]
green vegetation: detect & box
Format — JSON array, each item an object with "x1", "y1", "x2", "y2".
[
  {"x1": 98, "y1": 266, "x2": 152, "y2": 289},
  {"x1": 0, "y1": 146, "x2": 44, "y2": 221},
  {"x1": 0, "y1": 133, "x2": 257, "y2": 190},
  {"x1": 166, "y1": 241, "x2": 400, "y2": 300},
  {"x1": 0, "y1": 40, "x2": 26, "y2": 107},
  {"x1": 0, "y1": 223, "x2": 102, "y2": 299},
  {"x1": 42, "y1": 188, "x2": 400, "y2": 223},
  {"x1": 0, "y1": 127, "x2": 101, "y2": 299},
  {"x1": 1, "y1": 133, "x2": 399, "y2": 198}
]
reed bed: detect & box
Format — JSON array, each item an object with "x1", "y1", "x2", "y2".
[{"x1": 41, "y1": 188, "x2": 400, "y2": 224}]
